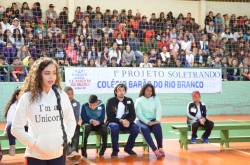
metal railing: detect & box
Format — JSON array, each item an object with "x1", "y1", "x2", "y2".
[{"x1": 0, "y1": 65, "x2": 249, "y2": 82}]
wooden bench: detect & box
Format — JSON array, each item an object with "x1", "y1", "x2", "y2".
[
  {"x1": 0, "y1": 135, "x2": 26, "y2": 154},
  {"x1": 0, "y1": 125, "x2": 149, "y2": 155},
  {"x1": 172, "y1": 122, "x2": 250, "y2": 150},
  {"x1": 80, "y1": 125, "x2": 149, "y2": 153}
]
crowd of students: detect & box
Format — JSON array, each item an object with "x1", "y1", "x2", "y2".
[
  {"x1": 0, "y1": 57, "x2": 214, "y2": 164},
  {"x1": 0, "y1": 2, "x2": 249, "y2": 81}
]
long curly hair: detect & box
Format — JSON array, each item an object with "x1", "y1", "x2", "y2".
[
  {"x1": 22, "y1": 57, "x2": 61, "y2": 103},
  {"x1": 139, "y1": 83, "x2": 156, "y2": 97},
  {"x1": 4, "y1": 88, "x2": 21, "y2": 118}
]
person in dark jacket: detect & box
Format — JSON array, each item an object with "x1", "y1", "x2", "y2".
[
  {"x1": 106, "y1": 84, "x2": 139, "y2": 157},
  {"x1": 64, "y1": 86, "x2": 81, "y2": 163},
  {"x1": 81, "y1": 95, "x2": 107, "y2": 158},
  {"x1": 187, "y1": 91, "x2": 214, "y2": 144}
]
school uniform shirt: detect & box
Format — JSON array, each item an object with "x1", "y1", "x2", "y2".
[
  {"x1": 116, "y1": 102, "x2": 125, "y2": 119},
  {"x1": 6, "y1": 101, "x2": 17, "y2": 124},
  {"x1": 135, "y1": 96, "x2": 162, "y2": 124},
  {"x1": 11, "y1": 88, "x2": 76, "y2": 160},
  {"x1": 186, "y1": 101, "x2": 207, "y2": 124},
  {"x1": 81, "y1": 101, "x2": 105, "y2": 124},
  {"x1": 106, "y1": 96, "x2": 136, "y2": 124},
  {"x1": 186, "y1": 54, "x2": 194, "y2": 67}
]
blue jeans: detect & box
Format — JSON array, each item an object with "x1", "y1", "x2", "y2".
[
  {"x1": 25, "y1": 155, "x2": 65, "y2": 165},
  {"x1": 136, "y1": 120, "x2": 163, "y2": 151},
  {"x1": 108, "y1": 122, "x2": 139, "y2": 152},
  {"x1": 6, "y1": 124, "x2": 16, "y2": 145}
]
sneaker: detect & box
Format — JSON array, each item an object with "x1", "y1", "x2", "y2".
[
  {"x1": 158, "y1": 148, "x2": 165, "y2": 157},
  {"x1": 81, "y1": 148, "x2": 87, "y2": 158},
  {"x1": 124, "y1": 149, "x2": 137, "y2": 156},
  {"x1": 202, "y1": 137, "x2": 209, "y2": 143},
  {"x1": 99, "y1": 147, "x2": 106, "y2": 157},
  {"x1": 111, "y1": 151, "x2": 118, "y2": 157},
  {"x1": 153, "y1": 150, "x2": 163, "y2": 159},
  {"x1": 9, "y1": 145, "x2": 15, "y2": 156},
  {"x1": 67, "y1": 151, "x2": 82, "y2": 161},
  {"x1": 191, "y1": 137, "x2": 197, "y2": 144}
]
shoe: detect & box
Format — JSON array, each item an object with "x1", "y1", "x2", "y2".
[
  {"x1": 158, "y1": 148, "x2": 165, "y2": 157},
  {"x1": 0, "y1": 149, "x2": 3, "y2": 161},
  {"x1": 191, "y1": 137, "x2": 197, "y2": 144},
  {"x1": 9, "y1": 145, "x2": 15, "y2": 156},
  {"x1": 202, "y1": 137, "x2": 209, "y2": 143},
  {"x1": 111, "y1": 151, "x2": 118, "y2": 157},
  {"x1": 99, "y1": 147, "x2": 106, "y2": 157},
  {"x1": 153, "y1": 150, "x2": 163, "y2": 159},
  {"x1": 67, "y1": 151, "x2": 82, "y2": 161},
  {"x1": 82, "y1": 151, "x2": 87, "y2": 158},
  {"x1": 124, "y1": 148, "x2": 137, "y2": 156},
  {"x1": 81, "y1": 148, "x2": 87, "y2": 158}
]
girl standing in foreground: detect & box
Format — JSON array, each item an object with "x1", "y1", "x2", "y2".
[
  {"x1": 4, "y1": 88, "x2": 23, "y2": 156},
  {"x1": 11, "y1": 57, "x2": 76, "y2": 165}
]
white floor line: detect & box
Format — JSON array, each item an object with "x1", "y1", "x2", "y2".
[
  {"x1": 211, "y1": 143, "x2": 250, "y2": 156},
  {"x1": 232, "y1": 149, "x2": 250, "y2": 156},
  {"x1": 228, "y1": 119, "x2": 250, "y2": 123}
]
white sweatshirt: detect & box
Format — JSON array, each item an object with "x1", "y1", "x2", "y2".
[
  {"x1": 6, "y1": 101, "x2": 17, "y2": 124},
  {"x1": 11, "y1": 88, "x2": 76, "y2": 160}
]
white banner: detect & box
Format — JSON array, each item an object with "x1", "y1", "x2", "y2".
[{"x1": 65, "y1": 67, "x2": 222, "y2": 94}]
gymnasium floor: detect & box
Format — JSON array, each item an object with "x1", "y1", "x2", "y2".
[{"x1": 1, "y1": 115, "x2": 250, "y2": 165}]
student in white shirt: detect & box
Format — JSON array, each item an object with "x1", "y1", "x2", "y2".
[
  {"x1": 185, "y1": 50, "x2": 194, "y2": 67},
  {"x1": 11, "y1": 57, "x2": 77, "y2": 165},
  {"x1": 160, "y1": 46, "x2": 171, "y2": 64},
  {"x1": 106, "y1": 84, "x2": 139, "y2": 157},
  {"x1": 186, "y1": 91, "x2": 214, "y2": 144},
  {"x1": 139, "y1": 53, "x2": 153, "y2": 68},
  {"x1": 109, "y1": 42, "x2": 121, "y2": 64},
  {"x1": 4, "y1": 88, "x2": 23, "y2": 156},
  {"x1": 8, "y1": 18, "x2": 23, "y2": 35}
]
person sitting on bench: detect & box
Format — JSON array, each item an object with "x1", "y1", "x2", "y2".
[
  {"x1": 106, "y1": 83, "x2": 140, "y2": 157},
  {"x1": 187, "y1": 91, "x2": 214, "y2": 144},
  {"x1": 81, "y1": 95, "x2": 107, "y2": 158}
]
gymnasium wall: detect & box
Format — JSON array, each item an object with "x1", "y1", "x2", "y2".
[{"x1": 0, "y1": 81, "x2": 250, "y2": 121}]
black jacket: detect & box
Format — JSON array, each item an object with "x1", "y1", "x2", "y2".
[
  {"x1": 187, "y1": 102, "x2": 207, "y2": 124},
  {"x1": 106, "y1": 96, "x2": 136, "y2": 124}
]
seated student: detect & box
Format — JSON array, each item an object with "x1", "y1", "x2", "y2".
[
  {"x1": 108, "y1": 57, "x2": 119, "y2": 67},
  {"x1": 0, "y1": 55, "x2": 8, "y2": 81},
  {"x1": 135, "y1": 83, "x2": 165, "y2": 159},
  {"x1": 64, "y1": 86, "x2": 82, "y2": 163},
  {"x1": 139, "y1": 53, "x2": 153, "y2": 68},
  {"x1": 187, "y1": 91, "x2": 214, "y2": 143},
  {"x1": 81, "y1": 95, "x2": 107, "y2": 158},
  {"x1": 4, "y1": 88, "x2": 23, "y2": 156},
  {"x1": 10, "y1": 57, "x2": 26, "y2": 82},
  {"x1": 106, "y1": 84, "x2": 139, "y2": 157},
  {"x1": 242, "y1": 67, "x2": 250, "y2": 80}
]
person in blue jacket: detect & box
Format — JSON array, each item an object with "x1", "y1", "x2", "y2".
[{"x1": 81, "y1": 95, "x2": 107, "y2": 158}]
